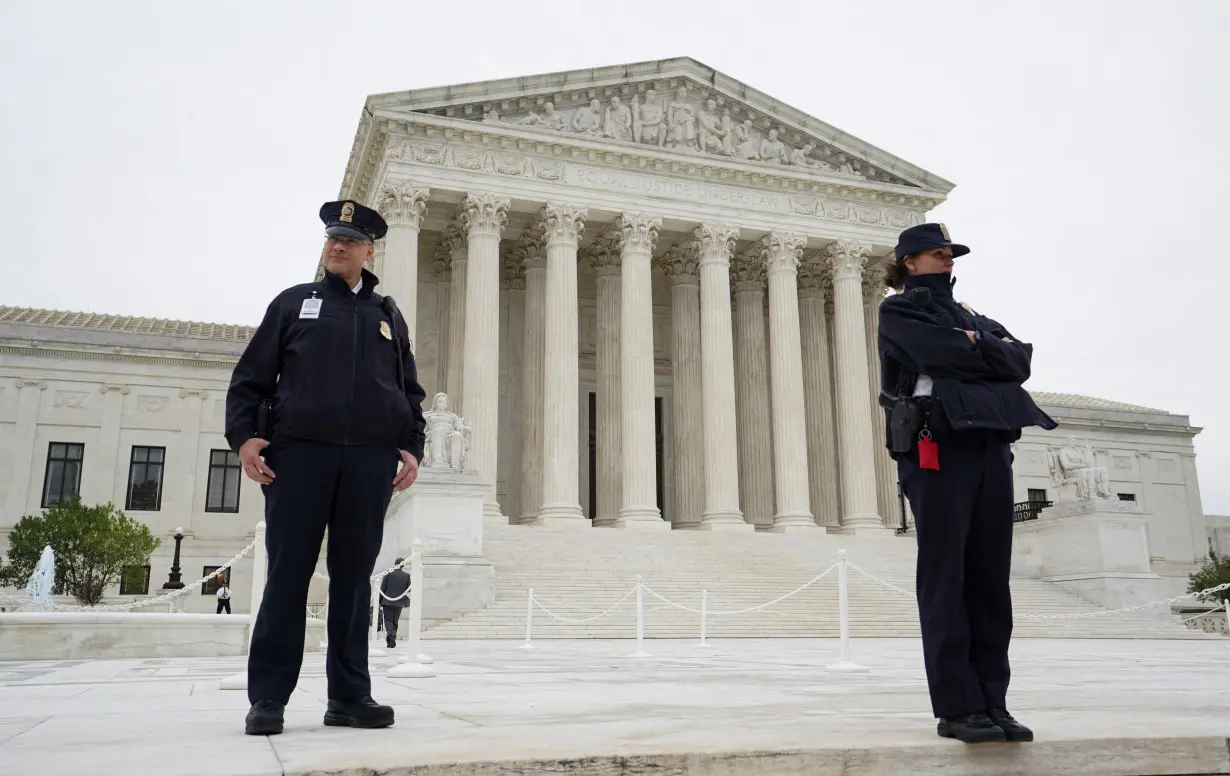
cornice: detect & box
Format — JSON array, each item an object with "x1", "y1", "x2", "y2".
[{"x1": 0, "y1": 345, "x2": 237, "y2": 371}]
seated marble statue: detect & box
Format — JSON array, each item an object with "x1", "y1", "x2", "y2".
[
  {"x1": 421, "y1": 392, "x2": 471, "y2": 470},
  {"x1": 1048, "y1": 436, "x2": 1112, "y2": 501}
]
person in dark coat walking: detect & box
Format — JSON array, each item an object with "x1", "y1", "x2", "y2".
[
  {"x1": 878, "y1": 223, "x2": 1057, "y2": 744},
  {"x1": 225, "y1": 199, "x2": 427, "y2": 736},
  {"x1": 379, "y1": 560, "x2": 411, "y2": 648}
]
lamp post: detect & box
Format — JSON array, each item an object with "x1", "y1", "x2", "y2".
[{"x1": 162, "y1": 527, "x2": 185, "y2": 590}]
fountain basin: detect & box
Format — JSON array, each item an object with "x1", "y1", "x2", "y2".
[{"x1": 0, "y1": 612, "x2": 325, "y2": 660}]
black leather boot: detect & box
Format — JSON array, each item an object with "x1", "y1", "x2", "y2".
[
  {"x1": 988, "y1": 708, "x2": 1034, "y2": 741},
  {"x1": 937, "y1": 712, "x2": 1007, "y2": 743},
  {"x1": 245, "y1": 699, "x2": 285, "y2": 735},
  {"x1": 323, "y1": 696, "x2": 395, "y2": 729}
]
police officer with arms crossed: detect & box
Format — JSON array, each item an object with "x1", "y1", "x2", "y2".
[
  {"x1": 878, "y1": 223, "x2": 1057, "y2": 744},
  {"x1": 225, "y1": 200, "x2": 427, "y2": 736}
]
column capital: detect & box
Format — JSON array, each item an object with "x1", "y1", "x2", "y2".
[
  {"x1": 586, "y1": 235, "x2": 622, "y2": 277},
  {"x1": 656, "y1": 245, "x2": 699, "y2": 285},
  {"x1": 517, "y1": 224, "x2": 547, "y2": 270},
  {"x1": 15, "y1": 378, "x2": 48, "y2": 391},
  {"x1": 178, "y1": 388, "x2": 208, "y2": 400},
  {"x1": 757, "y1": 232, "x2": 807, "y2": 275},
  {"x1": 460, "y1": 193, "x2": 511, "y2": 238},
  {"x1": 503, "y1": 249, "x2": 527, "y2": 290},
  {"x1": 369, "y1": 239, "x2": 384, "y2": 273},
  {"x1": 608, "y1": 212, "x2": 661, "y2": 256},
  {"x1": 861, "y1": 253, "x2": 892, "y2": 302},
  {"x1": 797, "y1": 256, "x2": 830, "y2": 299},
  {"x1": 730, "y1": 250, "x2": 765, "y2": 294},
  {"x1": 823, "y1": 239, "x2": 873, "y2": 282},
  {"x1": 377, "y1": 182, "x2": 429, "y2": 228},
  {"x1": 538, "y1": 203, "x2": 589, "y2": 247},
  {"x1": 432, "y1": 244, "x2": 452, "y2": 281},
  {"x1": 689, "y1": 223, "x2": 739, "y2": 266}
]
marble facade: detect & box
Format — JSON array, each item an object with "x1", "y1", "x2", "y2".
[{"x1": 0, "y1": 59, "x2": 1213, "y2": 610}]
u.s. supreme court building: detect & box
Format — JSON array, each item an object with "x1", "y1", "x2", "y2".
[{"x1": 0, "y1": 58, "x2": 1215, "y2": 613}]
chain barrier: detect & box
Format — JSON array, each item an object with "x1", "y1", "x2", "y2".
[
  {"x1": 640, "y1": 563, "x2": 839, "y2": 616},
  {"x1": 531, "y1": 586, "x2": 637, "y2": 625},
  {"x1": 0, "y1": 540, "x2": 257, "y2": 613}
]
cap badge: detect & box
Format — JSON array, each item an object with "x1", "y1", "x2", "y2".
[
  {"x1": 938, "y1": 223, "x2": 951, "y2": 241},
  {"x1": 379, "y1": 320, "x2": 392, "y2": 340},
  {"x1": 340, "y1": 202, "x2": 355, "y2": 223}
]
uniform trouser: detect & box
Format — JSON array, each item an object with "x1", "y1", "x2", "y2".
[
  {"x1": 247, "y1": 438, "x2": 398, "y2": 706},
  {"x1": 381, "y1": 605, "x2": 402, "y2": 645},
  {"x1": 217, "y1": 598, "x2": 231, "y2": 614},
  {"x1": 896, "y1": 429, "x2": 1015, "y2": 720}
]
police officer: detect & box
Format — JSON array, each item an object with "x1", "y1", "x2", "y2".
[
  {"x1": 877, "y1": 223, "x2": 1057, "y2": 744},
  {"x1": 225, "y1": 199, "x2": 427, "y2": 736}
]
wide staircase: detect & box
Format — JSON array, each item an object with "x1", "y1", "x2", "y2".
[{"x1": 422, "y1": 521, "x2": 1209, "y2": 640}]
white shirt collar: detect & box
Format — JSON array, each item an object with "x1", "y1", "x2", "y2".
[{"x1": 351, "y1": 277, "x2": 362, "y2": 294}]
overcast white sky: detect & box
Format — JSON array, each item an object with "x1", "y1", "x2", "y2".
[{"x1": 1, "y1": 1, "x2": 1227, "y2": 513}]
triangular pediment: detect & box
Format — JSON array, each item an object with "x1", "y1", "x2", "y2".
[{"x1": 362, "y1": 58, "x2": 952, "y2": 192}]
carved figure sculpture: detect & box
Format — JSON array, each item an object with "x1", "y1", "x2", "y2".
[
  {"x1": 603, "y1": 96, "x2": 633, "y2": 141},
  {"x1": 758, "y1": 128, "x2": 788, "y2": 165},
  {"x1": 422, "y1": 392, "x2": 471, "y2": 470},
  {"x1": 731, "y1": 119, "x2": 759, "y2": 160},
  {"x1": 697, "y1": 99, "x2": 729, "y2": 155},
  {"x1": 633, "y1": 89, "x2": 666, "y2": 146},
  {"x1": 1047, "y1": 436, "x2": 1112, "y2": 501},
  {"x1": 667, "y1": 85, "x2": 697, "y2": 149},
  {"x1": 516, "y1": 102, "x2": 566, "y2": 132},
  {"x1": 789, "y1": 142, "x2": 816, "y2": 167},
  {"x1": 571, "y1": 99, "x2": 603, "y2": 136}
]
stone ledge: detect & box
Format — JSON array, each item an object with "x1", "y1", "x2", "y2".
[{"x1": 282, "y1": 736, "x2": 1230, "y2": 776}]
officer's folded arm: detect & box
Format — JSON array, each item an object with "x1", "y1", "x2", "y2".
[
  {"x1": 878, "y1": 297, "x2": 998, "y2": 381},
  {"x1": 969, "y1": 315, "x2": 1034, "y2": 383}
]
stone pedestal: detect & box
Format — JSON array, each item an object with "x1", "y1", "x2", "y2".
[
  {"x1": 377, "y1": 469, "x2": 495, "y2": 622},
  {"x1": 1012, "y1": 499, "x2": 1168, "y2": 610}
]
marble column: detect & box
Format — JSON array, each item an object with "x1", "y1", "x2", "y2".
[
  {"x1": 517, "y1": 228, "x2": 547, "y2": 525},
  {"x1": 731, "y1": 251, "x2": 774, "y2": 528},
  {"x1": 692, "y1": 223, "x2": 752, "y2": 532},
  {"x1": 659, "y1": 246, "x2": 703, "y2": 529},
  {"x1": 443, "y1": 223, "x2": 467, "y2": 414},
  {"x1": 460, "y1": 193, "x2": 510, "y2": 519},
  {"x1": 759, "y1": 233, "x2": 816, "y2": 531},
  {"x1": 862, "y1": 261, "x2": 899, "y2": 528},
  {"x1": 8, "y1": 379, "x2": 47, "y2": 514},
  {"x1": 590, "y1": 237, "x2": 622, "y2": 528},
  {"x1": 535, "y1": 203, "x2": 589, "y2": 526},
  {"x1": 431, "y1": 248, "x2": 452, "y2": 397},
  {"x1": 610, "y1": 213, "x2": 668, "y2": 530},
  {"x1": 502, "y1": 253, "x2": 526, "y2": 523},
  {"x1": 798, "y1": 260, "x2": 841, "y2": 529},
  {"x1": 376, "y1": 183, "x2": 429, "y2": 346},
  {"x1": 824, "y1": 240, "x2": 889, "y2": 534}
]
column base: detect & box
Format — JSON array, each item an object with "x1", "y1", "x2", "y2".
[
  {"x1": 698, "y1": 512, "x2": 755, "y2": 532},
  {"x1": 592, "y1": 515, "x2": 618, "y2": 528},
  {"x1": 829, "y1": 514, "x2": 894, "y2": 536},
  {"x1": 614, "y1": 511, "x2": 670, "y2": 531},
  {"x1": 482, "y1": 500, "x2": 504, "y2": 521},
  {"x1": 769, "y1": 515, "x2": 820, "y2": 533},
  {"x1": 533, "y1": 504, "x2": 587, "y2": 526}
]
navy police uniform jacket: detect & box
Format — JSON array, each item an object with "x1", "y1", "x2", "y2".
[
  {"x1": 225, "y1": 268, "x2": 427, "y2": 461},
  {"x1": 877, "y1": 272, "x2": 1056, "y2": 447}
]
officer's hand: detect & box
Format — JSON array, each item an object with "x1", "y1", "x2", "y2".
[
  {"x1": 392, "y1": 449, "x2": 418, "y2": 492},
  {"x1": 239, "y1": 438, "x2": 275, "y2": 484}
]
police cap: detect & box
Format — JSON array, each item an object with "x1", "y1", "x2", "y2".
[
  {"x1": 320, "y1": 200, "x2": 388, "y2": 242},
  {"x1": 894, "y1": 222, "x2": 969, "y2": 261}
]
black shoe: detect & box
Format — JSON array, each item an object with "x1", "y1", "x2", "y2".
[
  {"x1": 987, "y1": 708, "x2": 1034, "y2": 742},
  {"x1": 323, "y1": 696, "x2": 394, "y2": 729},
  {"x1": 937, "y1": 712, "x2": 1007, "y2": 743},
  {"x1": 386, "y1": 640, "x2": 396, "y2": 649},
  {"x1": 245, "y1": 699, "x2": 285, "y2": 736}
]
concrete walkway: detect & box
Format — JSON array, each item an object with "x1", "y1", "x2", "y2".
[{"x1": 0, "y1": 637, "x2": 1227, "y2": 775}]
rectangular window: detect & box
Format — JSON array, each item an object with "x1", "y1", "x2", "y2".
[
  {"x1": 205, "y1": 449, "x2": 242, "y2": 513},
  {"x1": 42, "y1": 442, "x2": 84, "y2": 507},
  {"x1": 1027, "y1": 488, "x2": 1048, "y2": 503},
  {"x1": 1117, "y1": 493, "x2": 1136, "y2": 502},
  {"x1": 125, "y1": 446, "x2": 165, "y2": 511},
  {"x1": 119, "y1": 565, "x2": 151, "y2": 595},
  {"x1": 201, "y1": 565, "x2": 230, "y2": 596}
]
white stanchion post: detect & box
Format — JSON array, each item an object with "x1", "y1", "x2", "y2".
[
  {"x1": 825, "y1": 550, "x2": 868, "y2": 673},
  {"x1": 388, "y1": 540, "x2": 434, "y2": 678},
  {"x1": 698, "y1": 590, "x2": 709, "y2": 648},
  {"x1": 220, "y1": 521, "x2": 266, "y2": 690},
  {"x1": 319, "y1": 590, "x2": 329, "y2": 649},
  {"x1": 1224, "y1": 599, "x2": 1229, "y2": 644},
  {"x1": 628, "y1": 576, "x2": 651, "y2": 658},
  {"x1": 368, "y1": 580, "x2": 386, "y2": 657},
  {"x1": 520, "y1": 588, "x2": 537, "y2": 650}
]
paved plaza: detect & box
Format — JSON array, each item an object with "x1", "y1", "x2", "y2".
[{"x1": 0, "y1": 637, "x2": 1228, "y2": 775}]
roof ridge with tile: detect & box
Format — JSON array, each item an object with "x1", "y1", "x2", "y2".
[
  {"x1": 1027, "y1": 391, "x2": 1169, "y2": 416},
  {"x1": 0, "y1": 305, "x2": 257, "y2": 343}
]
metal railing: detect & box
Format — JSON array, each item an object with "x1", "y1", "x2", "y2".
[{"x1": 1012, "y1": 500, "x2": 1052, "y2": 523}]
